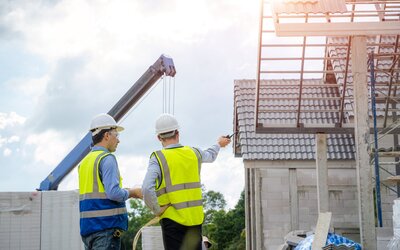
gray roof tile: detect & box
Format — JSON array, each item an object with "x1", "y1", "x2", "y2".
[{"x1": 234, "y1": 79, "x2": 355, "y2": 160}]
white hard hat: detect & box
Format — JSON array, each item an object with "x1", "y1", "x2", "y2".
[
  {"x1": 155, "y1": 113, "x2": 180, "y2": 134},
  {"x1": 90, "y1": 113, "x2": 124, "y2": 136}
]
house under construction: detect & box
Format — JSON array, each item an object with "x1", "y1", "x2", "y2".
[{"x1": 233, "y1": 0, "x2": 400, "y2": 249}]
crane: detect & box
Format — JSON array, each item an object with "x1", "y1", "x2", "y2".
[{"x1": 38, "y1": 54, "x2": 176, "y2": 190}]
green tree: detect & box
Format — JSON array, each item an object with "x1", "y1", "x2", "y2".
[
  {"x1": 121, "y1": 199, "x2": 156, "y2": 250},
  {"x1": 203, "y1": 189, "x2": 227, "y2": 225},
  {"x1": 208, "y1": 190, "x2": 245, "y2": 250}
]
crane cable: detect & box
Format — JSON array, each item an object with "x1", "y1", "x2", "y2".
[
  {"x1": 118, "y1": 76, "x2": 164, "y2": 125},
  {"x1": 132, "y1": 216, "x2": 160, "y2": 250},
  {"x1": 162, "y1": 76, "x2": 176, "y2": 115},
  {"x1": 119, "y1": 73, "x2": 176, "y2": 125}
]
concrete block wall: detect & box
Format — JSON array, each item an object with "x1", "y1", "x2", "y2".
[
  {"x1": 0, "y1": 191, "x2": 84, "y2": 250},
  {"x1": 260, "y1": 169, "x2": 291, "y2": 250},
  {"x1": 381, "y1": 186, "x2": 398, "y2": 227},
  {"x1": 251, "y1": 162, "x2": 398, "y2": 250},
  {"x1": 0, "y1": 192, "x2": 41, "y2": 250}
]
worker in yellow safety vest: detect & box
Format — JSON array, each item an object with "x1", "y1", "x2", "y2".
[
  {"x1": 142, "y1": 113, "x2": 231, "y2": 250},
  {"x1": 79, "y1": 113, "x2": 142, "y2": 250}
]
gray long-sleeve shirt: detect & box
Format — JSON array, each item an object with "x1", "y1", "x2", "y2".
[{"x1": 142, "y1": 143, "x2": 220, "y2": 215}]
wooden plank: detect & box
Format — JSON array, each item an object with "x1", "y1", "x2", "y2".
[
  {"x1": 374, "y1": 151, "x2": 400, "y2": 158},
  {"x1": 382, "y1": 175, "x2": 400, "y2": 186},
  {"x1": 312, "y1": 212, "x2": 332, "y2": 250},
  {"x1": 274, "y1": 21, "x2": 400, "y2": 37}
]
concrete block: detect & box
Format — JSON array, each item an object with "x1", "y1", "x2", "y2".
[
  {"x1": 308, "y1": 190, "x2": 318, "y2": 200},
  {"x1": 261, "y1": 169, "x2": 288, "y2": 178},
  {"x1": 262, "y1": 180, "x2": 286, "y2": 192},
  {"x1": 344, "y1": 214, "x2": 359, "y2": 223},
  {"x1": 266, "y1": 213, "x2": 291, "y2": 223},
  {"x1": 142, "y1": 226, "x2": 164, "y2": 250},
  {"x1": 263, "y1": 192, "x2": 283, "y2": 200},
  {"x1": 328, "y1": 169, "x2": 356, "y2": 185},
  {"x1": 275, "y1": 243, "x2": 289, "y2": 250},
  {"x1": 383, "y1": 211, "x2": 393, "y2": 220},
  {"x1": 344, "y1": 200, "x2": 358, "y2": 209},
  {"x1": 298, "y1": 190, "x2": 308, "y2": 199},
  {"x1": 265, "y1": 199, "x2": 290, "y2": 208},
  {"x1": 0, "y1": 192, "x2": 41, "y2": 250},
  {"x1": 264, "y1": 229, "x2": 286, "y2": 238},
  {"x1": 264, "y1": 221, "x2": 291, "y2": 230},
  {"x1": 377, "y1": 227, "x2": 393, "y2": 250},
  {"x1": 41, "y1": 190, "x2": 83, "y2": 250},
  {"x1": 329, "y1": 190, "x2": 343, "y2": 201},
  {"x1": 282, "y1": 191, "x2": 290, "y2": 199},
  {"x1": 342, "y1": 191, "x2": 356, "y2": 200},
  {"x1": 297, "y1": 169, "x2": 317, "y2": 186}
]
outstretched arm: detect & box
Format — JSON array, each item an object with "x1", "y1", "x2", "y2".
[{"x1": 197, "y1": 136, "x2": 231, "y2": 163}]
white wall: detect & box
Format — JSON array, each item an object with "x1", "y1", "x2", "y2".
[
  {"x1": 244, "y1": 160, "x2": 398, "y2": 250},
  {"x1": 0, "y1": 191, "x2": 84, "y2": 250}
]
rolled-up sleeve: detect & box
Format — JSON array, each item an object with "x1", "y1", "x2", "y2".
[
  {"x1": 100, "y1": 155, "x2": 129, "y2": 202},
  {"x1": 142, "y1": 156, "x2": 162, "y2": 215}
]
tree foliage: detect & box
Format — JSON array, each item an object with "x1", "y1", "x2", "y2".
[
  {"x1": 121, "y1": 189, "x2": 245, "y2": 250},
  {"x1": 203, "y1": 189, "x2": 227, "y2": 225},
  {"x1": 121, "y1": 199, "x2": 156, "y2": 250},
  {"x1": 205, "y1": 190, "x2": 245, "y2": 250}
]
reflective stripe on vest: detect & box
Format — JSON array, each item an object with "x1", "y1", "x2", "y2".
[
  {"x1": 81, "y1": 207, "x2": 128, "y2": 218},
  {"x1": 154, "y1": 146, "x2": 204, "y2": 226},
  {"x1": 78, "y1": 150, "x2": 127, "y2": 236}
]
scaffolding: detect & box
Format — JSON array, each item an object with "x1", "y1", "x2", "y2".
[{"x1": 369, "y1": 51, "x2": 400, "y2": 228}]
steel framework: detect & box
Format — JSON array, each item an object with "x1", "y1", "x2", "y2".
[{"x1": 255, "y1": 0, "x2": 400, "y2": 134}]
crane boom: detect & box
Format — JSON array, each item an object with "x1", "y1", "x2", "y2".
[{"x1": 38, "y1": 54, "x2": 176, "y2": 191}]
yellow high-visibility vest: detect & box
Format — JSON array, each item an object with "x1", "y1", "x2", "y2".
[
  {"x1": 78, "y1": 150, "x2": 127, "y2": 236},
  {"x1": 153, "y1": 146, "x2": 203, "y2": 226}
]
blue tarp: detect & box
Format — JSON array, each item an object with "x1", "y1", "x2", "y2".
[{"x1": 294, "y1": 233, "x2": 362, "y2": 250}]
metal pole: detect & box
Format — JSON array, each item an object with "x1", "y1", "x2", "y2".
[{"x1": 370, "y1": 52, "x2": 383, "y2": 227}]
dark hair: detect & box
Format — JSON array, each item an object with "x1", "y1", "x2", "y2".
[
  {"x1": 159, "y1": 130, "x2": 178, "y2": 140},
  {"x1": 92, "y1": 128, "x2": 113, "y2": 145}
]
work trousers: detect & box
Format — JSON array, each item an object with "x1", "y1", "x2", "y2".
[
  {"x1": 81, "y1": 228, "x2": 121, "y2": 250},
  {"x1": 160, "y1": 218, "x2": 202, "y2": 250}
]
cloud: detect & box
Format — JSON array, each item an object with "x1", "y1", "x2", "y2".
[
  {"x1": 0, "y1": 112, "x2": 26, "y2": 129},
  {"x1": 0, "y1": 0, "x2": 256, "y2": 205},
  {"x1": 118, "y1": 154, "x2": 149, "y2": 187},
  {"x1": 7, "y1": 135, "x2": 20, "y2": 143},
  {"x1": 201, "y1": 150, "x2": 244, "y2": 209},
  {"x1": 25, "y1": 129, "x2": 77, "y2": 168},
  {"x1": 3, "y1": 148, "x2": 12, "y2": 156},
  {"x1": 9, "y1": 74, "x2": 49, "y2": 100}
]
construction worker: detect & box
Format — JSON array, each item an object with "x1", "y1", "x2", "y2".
[
  {"x1": 142, "y1": 113, "x2": 231, "y2": 250},
  {"x1": 79, "y1": 113, "x2": 142, "y2": 250}
]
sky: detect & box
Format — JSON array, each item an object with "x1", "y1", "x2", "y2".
[{"x1": 0, "y1": 0, "x2": 258, "y2": 209}]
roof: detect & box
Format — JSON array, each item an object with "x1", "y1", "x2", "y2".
[{"x1": 234, "y1": 79, "x2": 356, "y2": 160}]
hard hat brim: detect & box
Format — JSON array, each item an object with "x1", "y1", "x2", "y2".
[{"x1": 91, "y1": 125, "x2": 124, "y2": 136}]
